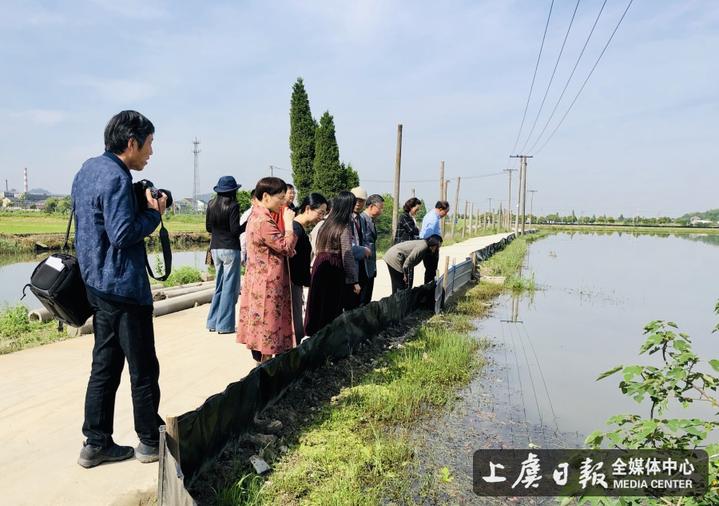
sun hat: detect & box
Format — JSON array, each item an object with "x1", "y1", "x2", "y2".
[
  {"x1": 213, "y1": 175, "x2": 241, "y2": 193},
  {"x1": 350, "y1": 186, "x2": 368, "y2": 200}
]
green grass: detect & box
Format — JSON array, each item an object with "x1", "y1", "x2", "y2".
[
  {"x1": 214, "y1": 242, "x2": 530, "y2": 505},
  {"x1": 0, "y1": 212, "x2": 207, "y2": 234},
  {"x1": 0, "y1": 214, "x2": 70, "y2": 234},
  {"x1": 0, "y1": 304, "x2": 68, "y2": 354},
  {"x1": 0, "y1": 212, "x2": 208, "y2": 253},
  {"x1": 477, "y1": 231, "x2": 548, "y2": 293},
  {"x1": 538, "y1": 223, "x2": 719, "y2": 235},
  {"x1": 243, "y1": 314, "x2": 485, "y2": 506}
]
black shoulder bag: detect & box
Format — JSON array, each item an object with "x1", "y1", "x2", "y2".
[{"x1": 22, "y1": 207, "x2": 93, "y2": 327}]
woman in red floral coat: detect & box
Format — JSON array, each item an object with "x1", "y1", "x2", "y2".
[{"x1": 237, "y1": 177, "x2": 297, "y2": 363}]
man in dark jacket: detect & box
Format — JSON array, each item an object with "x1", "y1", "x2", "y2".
[{"x1": 73, "y1": 110, "x2": 167, "y2": 468}]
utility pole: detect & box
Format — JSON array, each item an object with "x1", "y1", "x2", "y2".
[
  {"x1": 269, "y1": 165, "x2": 274, "y2": 177},
  {"x1": 487, "y1": 197, "x2": 493, "y2": 228},
  {"x1": 451, "y1": 176, "x2": 461, "y2": 239},
  {"x1": 511, "y1": 155, "x2": 533, "y2": 234},
  {"x1": 462, "y1": 200, "x2": 468, "y2": 239},
  {"x1": 528, "y1": 190, "x2": 538, "y2": 227},
  {"x1": 391, "y1": 124, "x2": 403, "y2": 241},
  {"x1": 439, "y1": 160, "x2": 445, "y2": 202},
  {"x1": 439, "y1": 161, "x2": 445, "y2": 236},
  {"x1": 504, "y1": 168, "x2": 516, "y2": 230},
  {"x1": 411, "y1": 188, "x2": 415, "y2": 198},
  {"x1": 193, "y1": 138, "x2": 201, "y2": 212},
  {"x1": 442, "y1": 179, "x2": 450, "y2": 236},
  {"x1": 469, "y1": 202, "x2": 474, "y2": 235}
]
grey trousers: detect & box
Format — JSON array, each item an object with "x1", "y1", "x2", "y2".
[{"x1": 291, "y1": 282, "x2": 305, "y2": 345}]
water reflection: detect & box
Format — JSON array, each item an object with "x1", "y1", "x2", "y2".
[
  {"x1": 478, "y1": 232, "x2": 719, "y2": 445},
  {"x1": 0, "y1": 248, "x2": 209, "y2": 308},
  {"x1": 679, "y1": 233, "x2": 719, "y2": 247}
]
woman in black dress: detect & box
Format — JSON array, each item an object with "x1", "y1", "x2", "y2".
[
  {"x1": 393, "y1": 197, "x2": 422, "y2": 287},
  {"x1": 289, "y1": 192, "x2": 328, "y2": 344},
  {"x1": 304, "y1": 191, "x2": 359, "y2": 336}
]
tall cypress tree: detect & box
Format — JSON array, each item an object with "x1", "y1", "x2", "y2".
[
  {"x1": 312, "y1": 111, "x2": 344, "y2": 197},
  {"x1": 289, "y1": 78, "x2": 316, "y2": 200},
  {"x1": 340, "y1": 162, "x2": 360, "y2": 189}
]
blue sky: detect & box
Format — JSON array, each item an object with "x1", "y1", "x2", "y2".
[{"x1": 0, "y1": 0, "x2": 716, "y2": 217}]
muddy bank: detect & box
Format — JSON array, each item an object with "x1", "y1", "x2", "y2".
[
  {"x1": 188, "y1": 310, "x2": 433, "y2": 504},
  {"x1": 0, "y1": 231, "x2": 209, "y2": 254}
]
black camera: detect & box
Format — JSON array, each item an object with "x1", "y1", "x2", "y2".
[{"x1": 134, "y1": 179, "x2": 173, "y2": 210}]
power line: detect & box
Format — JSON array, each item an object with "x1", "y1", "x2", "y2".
[
  {"x1": 511, "y1": 0, "x2": 556, "y2": 154},
  {"x1": 520, "y1": 0, "x2": 582, "y2": 153},
  {"x1": 527, "y1": 0, "x2": 608, "y2": 154},
  {"x1": 361, "y1": 171, "x2": 503, "y2": 184},
  {"x1": 534, "y1": 0, "x2": 635, "y2": 155}
]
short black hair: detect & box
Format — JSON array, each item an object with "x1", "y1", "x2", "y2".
[
  {"x1": 254, "y1": 177, "x2": 287, "y2": 200},
  {"x1": 435, "y1": 200, "x2": 450, "y2": 211},
  {"x1": 286, "y1": 183, "x2": 295, "y2": 190},
  {"x1": 104, "y1": 110, "x2": 155, "y2": 154},
  {"x1": 403, "y1": 197, "x2": 422, "y2": 213},
  {"x1": 426, "y1": 234, "x2": 443, "y2": 248},
  {"x1": 366, "y1": 194, "x2": 384, "y2": 207},
  {"x1": 298, "y1": 192, "x2": 328, "y2": 214}
]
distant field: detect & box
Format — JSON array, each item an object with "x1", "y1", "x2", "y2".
[{"x1": 0, "y1": 213, "x2": 206, "y2": 235}]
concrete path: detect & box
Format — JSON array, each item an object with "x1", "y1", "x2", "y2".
[{"x1": 0, "y1": 232, "x2": 512, "y2": 506}]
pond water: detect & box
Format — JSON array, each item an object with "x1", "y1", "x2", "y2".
[
  {"x1": 414, "y1": 232, "x2": 719, "y2": 503},
  {"x1": 480, "y1": 232, "x2": 718, "y2": 443},
  {"x1": 0, "y1": 249, "x2": 209, "y2": 309}
]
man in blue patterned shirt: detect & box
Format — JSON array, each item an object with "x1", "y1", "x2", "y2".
[
  {"x1": 73, "y1": 111, "x2": 167, "y2": 468},
  {"x1": 419, "y1": 200, "x2": 450, "y2": 283}
]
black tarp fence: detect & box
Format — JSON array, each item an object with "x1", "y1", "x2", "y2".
[{"x1": 158, "y1": 233, "x2": 516, "y2": 505}]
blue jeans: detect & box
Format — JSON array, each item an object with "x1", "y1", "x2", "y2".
[{"x1": 206, "y1": 249, "x2": 241, "y2": 333}]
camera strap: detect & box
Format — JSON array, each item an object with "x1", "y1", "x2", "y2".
[
  {"x1": 145, "y1": 214, "x2": 172, "y2": 281},
  {"x1": 62, "y1": 203, "x2": 74, "y2": 252}
]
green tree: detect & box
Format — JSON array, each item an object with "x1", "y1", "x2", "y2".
[
  {"x1": 289, "y1": 78, "x2": 316, "y2": 201},
  {"x1": 341, "y1": 162, "x2": 360, "y2": 189},
  {"x1": 56, "y1": 196, "x2": 71, "y2": 214},
  {"x1": 236, "y1": 190, "x2": 252, "y2": 214},
  {"x1": 312, "y1": 111, "x2": 344, "y2": 197},
  {"x1": 44, "y1": 197, "x2": 58, "y2": 214}
]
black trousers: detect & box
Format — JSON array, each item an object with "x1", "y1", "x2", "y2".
[
  {"x1": 359, "y1": 276, "x2": 375, "y2": 306},
  {"x1": 83, "y1": 291, "x2": 163, "y2": 448},
  {"x1": 343, "y1": 262, "x2": 368, "y2": 311},
  {"x1": 423, "y1": 248, "x2": 439, "y2": 284},
  {"x1": 388, "y1": 265, "x2": 408, "y2": 294}
]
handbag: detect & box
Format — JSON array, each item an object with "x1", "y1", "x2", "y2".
[
  {"x1": 205, "y1": 248, "x2": 214, "y2": 267},
  {"x1": 22, "y1": 207, "x2": 93, "y2": 327}
]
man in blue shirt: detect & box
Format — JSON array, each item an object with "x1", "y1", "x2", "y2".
[
  {"x1": 73, "y1": 111, "x2": 168, "y2": 468},
  {"x1": 419, "y1": 200, "x2": 450, "y2": 283}
]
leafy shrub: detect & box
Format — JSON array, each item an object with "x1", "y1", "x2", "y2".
[
  {"x1": 163, "y1": 266, "x2": 203, "y2": 287},
  {"x1": 0, "y1": 304, "x2": 33, "y2": 338}
]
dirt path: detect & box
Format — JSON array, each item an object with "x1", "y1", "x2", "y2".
[{"x1": 0, "y1": 232, "x2": 511, "y2": 506}]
